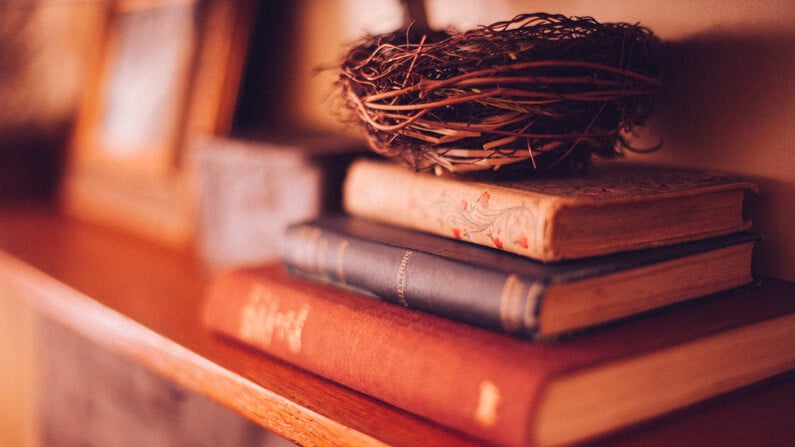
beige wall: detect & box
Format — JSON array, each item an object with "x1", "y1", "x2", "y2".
[
  {"x1": 292, "y1": 0, "x2": 795, "y2": 281},
  {"x1": 0, "y1": 1, "x2": 102, "y2": 137}
]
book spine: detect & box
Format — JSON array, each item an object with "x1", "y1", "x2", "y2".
[
  {"x1": 282, "y1": 222, "x2": 545, "y2": 337},
  {"x1": 343, "y1": 159, "x2": 558, "y2": 260},
  {"x1": 203, "y1": 267, "x2": 548, "y2": 447}
]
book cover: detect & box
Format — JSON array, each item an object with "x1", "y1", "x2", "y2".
[
  {"x1": 282, "y1": 215, "x2": 758, "y2": 338},
  {"x1": 203, "y1": 265, "x2": 795, "y2": 447},
  {"x1": 343, "y1": 159, "x2": 757, "y2": 261}
]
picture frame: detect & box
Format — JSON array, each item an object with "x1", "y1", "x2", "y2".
[{"x1": 61, "y1": 0, "x2": 255, "y2": 246}]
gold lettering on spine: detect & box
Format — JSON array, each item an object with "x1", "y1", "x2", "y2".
[
  {"x1": 239, "y1": 284, "x2": 310, "y2": 354},
  {"x1": 499, "y1": 274, "x2": 525, "y2": 333},
  {"x1": 523, "y1": 282, "x2": 543, "y2": 335},
  {"x1": 475, "y1": 380, "x2": 501, "y2": 428},
  {"x1": 396, "y1": 251, "x2": 413, "y2": 307}
]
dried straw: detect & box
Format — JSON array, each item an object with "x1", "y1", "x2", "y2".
[{"x1": 337, "y1": 12, "x2": 664, "y2": 177}]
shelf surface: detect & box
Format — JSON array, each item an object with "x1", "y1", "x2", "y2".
[{"x1": 1, "y1": 204, "x2": 794, "y2": 447}]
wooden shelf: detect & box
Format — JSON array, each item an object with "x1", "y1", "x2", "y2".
[{"x1": 1, "y1": 204, "x2": 794, "y2": 447}]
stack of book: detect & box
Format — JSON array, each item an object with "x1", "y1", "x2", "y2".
[{"x1": 203, "y1": 158, "x2": 795, "y2": 447}]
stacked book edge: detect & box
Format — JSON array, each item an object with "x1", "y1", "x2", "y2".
[{"x1": 201, "y1": 158, "x2": 792, "y2": 447}]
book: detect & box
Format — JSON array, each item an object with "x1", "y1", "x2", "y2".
[
  {"x1": 282, "y1": 214, "x2": 758, "y2": 339},
  {"x1": 203, "y1": 264, "x2": 795, "y2": 447},
  {"x1": 191, "y1": 132, "x2": 362, "y2": 269},
  {"x1": 343, "y1": 159, "x2": 757, "y2": 261}
]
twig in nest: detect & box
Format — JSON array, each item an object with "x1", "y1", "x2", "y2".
[{"x1": 337, "y1": 12, "x2": 665, "y2": 177}]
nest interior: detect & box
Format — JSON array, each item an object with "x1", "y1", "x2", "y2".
[{"x1": 337, "y1": 12, "x2": 665, "y2": 177}]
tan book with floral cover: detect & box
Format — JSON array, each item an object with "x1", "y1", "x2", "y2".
[{"x1": 343, "y1": 159, "x2": 757, "y2": 261}]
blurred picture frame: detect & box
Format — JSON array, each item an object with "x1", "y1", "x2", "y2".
[{"x1": 62, "y1": 0, "x2": 255, "y2": 246}]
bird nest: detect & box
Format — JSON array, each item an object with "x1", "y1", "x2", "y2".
[{"x1": 337, "y1": 13, "x2": 665, "y2": 177}]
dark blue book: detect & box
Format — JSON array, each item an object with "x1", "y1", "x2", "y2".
[{"x1": 282, "y1": 215, "x2": 757, "y2": 339}]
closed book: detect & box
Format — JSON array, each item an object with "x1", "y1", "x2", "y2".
[
  {"x1": 203, "y1": 265, "x2": 795, "y2": 447},
  {"x1": 343, "y1": 159, "x2": 757, "y2": 261},
  {"x1": 282, "y1": 215, "x2": 758, "y2": 339}
]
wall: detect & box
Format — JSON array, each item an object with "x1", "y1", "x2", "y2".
[
  {"x1": 290, "y1": 0, "x2": 795, "y2": 281},
  {"x1": 0, "y1": 1, "x2": 102, "y2": 199}
]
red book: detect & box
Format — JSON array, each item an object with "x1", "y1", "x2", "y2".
[{"x1": 203, "y1": 264, "x2": 795, "y2": 447}]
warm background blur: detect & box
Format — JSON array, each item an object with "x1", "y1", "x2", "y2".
[{"x1": 1, "y1": 1, "x2": 794, "y2": 446}]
